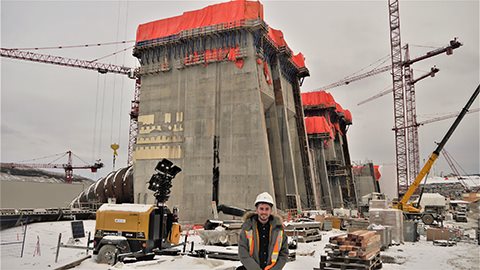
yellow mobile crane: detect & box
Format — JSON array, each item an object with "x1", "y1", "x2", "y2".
[{"x1": 393, "y1": 84, "x2": 479, "y2": 224}]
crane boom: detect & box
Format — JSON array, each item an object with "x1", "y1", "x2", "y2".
[
  {"x1": 316, "y1": 65, "x2": 391, "y2": 91},
  {"x1": 397, "y1": 84, "x2": 479, "y2": 209},
  {"x1": 1, "y1": 48, "x2": 135, "y2": 77},
  {"x1": 397, "y1": 107, "x2": 480, "y2": 129},
  {"x1": 417, "y1": 108, "x2": 480, "y2": 126},
  {"x1": 357, "y1": 67, "x2": 439, "y2": 106}
]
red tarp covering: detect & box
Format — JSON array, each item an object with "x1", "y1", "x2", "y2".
[
  {"x1": 304, "y1": 116, "x2": 334, "y2": 138},
  {"x1": 344, "y1": 109, "x2": 353, "y2": 124},
  {"x1": 301, "y1": 91, "x2": 336, "y2": 108},
  {"x1": 136, "y1": 0, "x2": 264, "y2": 42},
  {"x1": 352, "y1": 165, "x2": 382, "y2": 180},
  {"x1": 335, "y1": 102, "x2": 345, "y2": 115},
  {"x1": 267, "y1": 27, "x2": 307, "y2": 69},
  {"x1": 268, "y1": 27, "x2": 287, "y2": 48},
  {"x1": 374, "y1": 165, "x2": 381, "y2": 180},
  {"x1": 292, "y1": 53, "x2": 306, "y2": 69},
  {"x1": 335, "y1": 103, "x2": 353, "y2": 124}
]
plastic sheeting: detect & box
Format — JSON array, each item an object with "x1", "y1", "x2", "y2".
[
  {"x1": 344, "y1": 109, "x2": 353, "y2": 124},
  {"x1": 136, "y1": 0, "x2": 263, "y2": 42},
  {"x1": 292, "y1": 53, "x2": 306, "y2": 69},
  {"x1": 267, "y1": 27, "x2": 307, "y2": 69},
  {"x1": 301, "y1": 91, "x2": 336, "y2": 108},
  {"x1": 268, "y1": 27, "x2": 287, "y2": 47},
  {"x1": 304, "y1": 116, "x2": 334, "y2": 138},
  {"x1": 353, "y1": 165, "x2": 381, "y2": 180}
]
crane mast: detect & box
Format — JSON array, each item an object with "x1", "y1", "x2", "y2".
[{"x1": 388, "y1": 0, "x2": 408, "y2": 196}]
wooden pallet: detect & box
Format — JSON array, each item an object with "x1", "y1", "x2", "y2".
[{"x1": 319, "y1": 253, "x2": 382, "y2": 270}]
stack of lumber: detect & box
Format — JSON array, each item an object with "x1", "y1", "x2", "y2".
[
  {"x1": 284, "y1": 222, "x2": 322, "y2": 242},
  {"x1": 319, "y1": 230, "x2": 382, "y2": 270}
]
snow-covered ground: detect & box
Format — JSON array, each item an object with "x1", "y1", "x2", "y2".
[{"x1": 1, "y1": 220, "x2": 479, "y2": 270}]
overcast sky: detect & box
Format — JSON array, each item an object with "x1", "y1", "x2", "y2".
[{"x1": 1, "y1": 0, "x2": 478, "y2": 181}]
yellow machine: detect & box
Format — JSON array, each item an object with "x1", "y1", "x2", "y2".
[
  {"x1": 393, "y1": 85, "x2": 479, "y2": 224},
  {"x1": 94, "y1": 159, "x2": 183, "y2": 264},
  {"x1": 93, "y1": 204, "x2": 181, "y2": 264}
]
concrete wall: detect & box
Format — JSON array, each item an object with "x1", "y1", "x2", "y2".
[
  {"x1": 1, "y1": 181, "x2": 87, "y2": 208},
  {"x1": 133, "y1": 30, "x2": 309, "y2": 223}
]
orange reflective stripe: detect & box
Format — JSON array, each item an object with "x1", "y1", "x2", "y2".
[
  {"x1": 245, "y1": 230, "x2": 254, "y2": 256},
  {"x1": 265, "y1": 230, "x2": 283, "y2": 270}
]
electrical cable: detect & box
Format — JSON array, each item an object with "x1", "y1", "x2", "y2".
[
  {"x1": 46, "y1": 152, "x2": 69, "y2": 165},
  {"x1": 71, "y1": 152, "x2": 91, "y2": 166},
  {"x1": 14, "y1": 152, "x2": 65, "y2": 163},
  {"x1": 98, "y1": 75, "x2": 107, "y2": 160},
  {"x1": 118, "y1": 0, "x2": 130, "y2": 144},
  {"x1": 7, "y1": 40, "x2": 135, "y2": 51},
  {"x1": 92, "y1": 73, "x2": 101, "y2": 163}
]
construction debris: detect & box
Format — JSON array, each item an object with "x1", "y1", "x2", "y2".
[
  {"x1": 433, "y1": 240, "x2": 457, "y2": 247},
  {"x1": 319, "y1": 230, "x2": 382, "y2": 269},
  {"x1": 285, "y1": 221, "x2": 323, "y2": 243}
]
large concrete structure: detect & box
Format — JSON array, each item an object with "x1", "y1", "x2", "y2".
[
  {"x1": 132, "y1": 1, "x2": 312, "y2": 223},
  {"x1": 303, "y1": 91, "x2": 357, "y2": 210}
]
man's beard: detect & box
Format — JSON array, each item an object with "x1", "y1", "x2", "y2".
[{"x1": 259, "y1": 214, "x2": 269, "y2": 223}]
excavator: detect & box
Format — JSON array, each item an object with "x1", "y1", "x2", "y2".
[{"x1": 393, "y1": 84, "x2": 479, "y2": 224}]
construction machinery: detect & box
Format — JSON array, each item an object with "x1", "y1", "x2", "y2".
[
  {"x1": 93, "y1": 159, "x2": 182, "y2": 264},
  {"x1": 393, "y1": 84, "x2": 479, "y2": 224}
]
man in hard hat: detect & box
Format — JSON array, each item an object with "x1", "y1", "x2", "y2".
[{"x1": 238, "y1": 192, "x2": 288, "y2": 270}]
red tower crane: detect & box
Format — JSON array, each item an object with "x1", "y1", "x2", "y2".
[
  {"x1": 0, "y1": 48, "x2": 140, "y2": 166},
  {"x1": 3, "y1": 151, "x2": 104, "y2": 183}
]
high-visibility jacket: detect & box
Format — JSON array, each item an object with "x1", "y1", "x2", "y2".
[{"x1": 238, "y1": 212, "x2": 288, "y2": 270}]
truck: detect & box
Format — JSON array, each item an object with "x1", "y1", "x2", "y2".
[{"x1": 452, "y1": 204, "x2": 468, "y2": 222}]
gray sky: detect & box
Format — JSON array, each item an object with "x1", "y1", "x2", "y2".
[{"x1": 1, "y1": 0, "x2": 479, "y2": 181}]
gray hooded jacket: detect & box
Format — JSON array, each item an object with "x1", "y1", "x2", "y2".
[{"x1": 238, "y1": 212, "x2": 288, "y2": 270}]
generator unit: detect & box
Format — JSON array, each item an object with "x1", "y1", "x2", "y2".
[
  {"x1": 93, "y1": 159, "x2": 182, "y2": 264},
  {"x1": 93, "y1": 204, "x2": 180, "y2": 263}
]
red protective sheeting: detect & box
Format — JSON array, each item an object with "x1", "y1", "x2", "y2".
[
  {"x1": 335, "y1": 102, "x2": 345, "y2": 116},
  {"x1": 304, "y1": 116, "x2": 334, "y2": 138},
  {"x1": 301, "y1": 91, "x2": 336, "y2": 108},
  {"x1": 136, "y1": 0, "x2": 264, "y2": 42},
  {"x1": 352, "y1": 165, "x2": 382, "y2": 181},
  {"x1": 268, "y1": 27, "x2": 287, "y2": 48},
  {"x1": 267, "y1": 28, "x2": 307, "y2": 70},
  {"x1": 374, "y1": 165, "x2": 381, "y2": 180},
  {"x1": 344, "y1": 109, "x2": 353, "y2": 124},
  {"x1": 292, "y1": 53, "x2": 306, "y2": 69}
]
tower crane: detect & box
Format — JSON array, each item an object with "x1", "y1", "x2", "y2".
[
  {"x1": 0, "y1": 48, "x2": 140, "y2": 166},
  {"x1": 3, "y1": 151, "x2": 104, "y2": 183}
]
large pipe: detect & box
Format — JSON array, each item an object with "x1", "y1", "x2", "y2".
[{"x1": 70, "y1": 166, "x2": 134, "y2": 208}]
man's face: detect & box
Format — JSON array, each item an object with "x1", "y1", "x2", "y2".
[{"x1": 256, "y1": 203, "x2": 272, "y2": 223}]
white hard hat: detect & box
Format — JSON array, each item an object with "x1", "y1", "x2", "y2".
[{"x1": 255, "y1": 192, "x2": 274, "y2": 206}]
